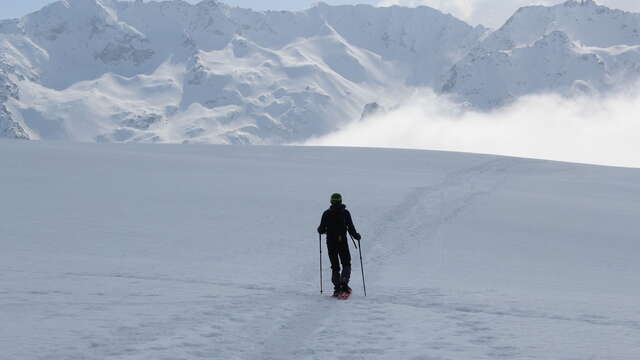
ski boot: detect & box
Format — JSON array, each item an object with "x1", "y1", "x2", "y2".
[
  {"x1": 338, "y1": 284, "x2": 352, "y2": 300},
  {"x1": 332, "y1": 288, "x2": 341, "y2": 297}
]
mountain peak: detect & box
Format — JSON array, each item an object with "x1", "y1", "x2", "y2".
[
  {"x1": 27, "y1": 0, "x2": 118, "y2": 24},
  {"x1": 488, "y1": 0, "x2": 640, "y2": 50},
  {"x1": 195, "y1": 0, "x2": 225, "y2": 8},
  {"x1": 563, "y1": 0, "x2": 597, "y2": 7}
]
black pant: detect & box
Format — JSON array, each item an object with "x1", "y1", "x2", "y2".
[{"x1": 327, "y1": 236, "x2": 351, "y2": 289}]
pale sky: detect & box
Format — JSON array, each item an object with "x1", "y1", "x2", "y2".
[{"x1": 2, "y1": 0, "x2": 640, "y2": 28}]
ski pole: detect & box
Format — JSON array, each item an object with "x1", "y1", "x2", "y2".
[
  {"x1": 358, "y1": 239, "x2": 367, "y2": 296},
  {"x1": 349, "y1": 233, "x2": 367, "y2": 296},
  {"x1": 319, "y1": 233, "x2": 323, "y2": 294}
]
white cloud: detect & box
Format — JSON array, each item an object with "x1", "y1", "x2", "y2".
[
  {"x1": 376, "y1": 0, "x2": 640, "y2": 28},
  {"x1": 306, "y1": 88, "x2": 640, "y2": 168}
]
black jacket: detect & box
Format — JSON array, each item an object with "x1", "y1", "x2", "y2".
[{"x1": 318, "y1": 203, "x2": 360, "y2": 242}]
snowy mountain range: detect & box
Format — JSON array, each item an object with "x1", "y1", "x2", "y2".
[
  {"x1": 1, "y1": 0, "x2": 639, "y2": 143},
  {"x1": 443, "y1": 0, "x2": 640, "y2": 108}
]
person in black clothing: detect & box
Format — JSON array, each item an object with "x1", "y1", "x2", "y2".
[{"x1": 317, "y1": 193, "x2": 362, "y2": 296}]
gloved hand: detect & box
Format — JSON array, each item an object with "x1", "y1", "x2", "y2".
[
  {"x1": 354, "y1": 233, "x2": 362, "y2": 241},
  {"x1": 317, "y1": 227, "x2": 325, "y2": 235}
]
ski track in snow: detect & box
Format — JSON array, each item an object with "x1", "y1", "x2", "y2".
[
  {"x1": 2, "y1": 142, "x2": 640, "y2": 359},
  {"x1": 246, "y1": 158, "x2": 520, "y2": 359},
  {"x1": 366, "y1": 158, "x2": 517, "y2": 268}
]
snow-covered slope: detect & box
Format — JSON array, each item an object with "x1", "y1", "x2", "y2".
[
  {"x1": 2, "y1": 140, "x2": 639, "y2": 359},
  {"x1": 0, "y1": 0, "x2": 485, "y2": 143},
  {"x1": 442, "y1": 31, "x2": 609, "y2": 108},
  {"x1": 0, "y1": 69, "x2": 28, "y2": 139},
  {"x1": 2, "y1": 0, "x2": 640, "y2": 141},
  {"x1": 443, "y1": 0, "x2": 640, "y2": 107},
  {"x1": 485, "y1": 0, "x2": 640, "y2": 51}
]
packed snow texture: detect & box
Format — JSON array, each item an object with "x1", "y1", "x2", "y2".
[
  {"x1": 1, "y1": 140, "x2": 639, "y2": 359},
  {"x1": 2, "y1": 0, "x2": 640, "y2": 146}
]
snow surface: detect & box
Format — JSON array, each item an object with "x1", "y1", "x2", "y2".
[{"x1": 2, "y1": 140, "x2": 639, "y2": 359}]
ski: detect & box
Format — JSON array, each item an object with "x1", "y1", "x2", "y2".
[{"x1": 338, "y1": 292, "x2": 351, "y2": 300}]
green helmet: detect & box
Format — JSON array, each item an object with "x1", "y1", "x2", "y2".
[{"x1": 330, "y1": 193, "x2": 342, "y2": 204}]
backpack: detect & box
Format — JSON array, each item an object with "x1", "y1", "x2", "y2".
[{"x1": 326, "y1": 208, "x2": 348, "y2": 240}]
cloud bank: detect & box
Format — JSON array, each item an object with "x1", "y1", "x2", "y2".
[
  {"x1": 306, "y1": 88, "x2": 640, "y2": 168},
  {"x1": 377, "y1": 0, "x2": 640, "y2": 28}
]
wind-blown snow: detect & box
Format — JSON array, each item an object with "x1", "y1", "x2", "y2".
[{"x1": 1, "y1": 140, "x2": 639, "y2": 359}]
